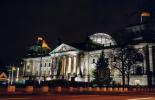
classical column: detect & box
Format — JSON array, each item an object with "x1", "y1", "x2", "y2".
[
  {"x1": 61, "y1": 56, "x2": 66, "y2": 78},
  {"x1": 87, "y1": 53, "x2": 90, "y2": 83},
  {"x1": 54, "y1": 57, "x2": 58, "y2": 79},
  {"x1": 76, "y1": 55, "x2": 80, "y2": 75},
  {"x1": 32, "y1": 60, "x2": 35, "y2": 76},
  {"x1": 149, "y1": 46, "x2": 153, "y2": 72},
  {"x1": 42, "y1": 60, "x2": 44, "y2": 77},
  {"x1": 73, "y1": 56, "x2": 77, "y2": 74},
  {"x1": 50, "y1": 58, "x2": 53, "y2": 78},
  {"x1": 64, "y1": 56, "x2": 67, "y2": 76},
  {"x1": 65, "y1": 56, "x2": 68, "y2": 74},
  {"x1": 143, "y1": 51, "x2": 147, "y2": 74},
  {"x1": 153, "y1": 46, "x2": 155, "y2": 85},
  {"x1": 83, "y1": 56, "x2": 88, "y2": 82},
  {"x1": 22, "y1": 61, "x2": 25, "y2": 76},
  {"x1": 71, "y1": 56, "x2": 74, "y2": 75},
  {"x1": 30, "y1": 60, "x2": 33, "y2": 76},
  {"x1": 145, "y1": 45, "x2": 152, "y2": 85},
  {"x1": 64, "y1": 56, "x2": 67, "y2": 77},
  {"x1": 67, "y1": 57, "x2": 72, "y2": 74},
  {"x1": 53, "y1": 57, "x2": 57, "y2": 79}
]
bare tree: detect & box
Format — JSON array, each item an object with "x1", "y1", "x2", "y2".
[{"x1": 109, "y1": 45, "x2": 138, "y2": 87}]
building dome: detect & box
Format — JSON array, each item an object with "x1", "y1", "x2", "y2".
[{"x1": 89, "y1": 33, "x2": 116, "y2": 46}]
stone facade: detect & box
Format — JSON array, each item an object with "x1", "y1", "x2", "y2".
[{"x1": 22, "y1": 31, "x2": 155, "y2": 86}]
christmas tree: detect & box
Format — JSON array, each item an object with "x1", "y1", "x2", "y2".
[{"x1": 92, "y1": 51, "x2": 112, "y2": 85}]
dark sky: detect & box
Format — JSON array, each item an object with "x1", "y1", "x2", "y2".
[{"x1": 0, "y1": 0, "x2": 151, "y2": 65}]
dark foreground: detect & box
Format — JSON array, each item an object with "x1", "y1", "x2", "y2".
[{"x1": 0, "y1": 94, "x2": 155, "y2": 100}]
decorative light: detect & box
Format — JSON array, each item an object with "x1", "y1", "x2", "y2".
[
  {"x1": 38, "y1": 37, "x2": 43, "y2": 41},
  {"x1": 141, "y1": 11, "x2": 151, "y2": 17},
  {"x1": 42, "y1": 40, "x2": 51, "y2": 50}
]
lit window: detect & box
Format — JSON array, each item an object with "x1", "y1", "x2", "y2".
[{"x1": 89, "y1": 33, "x2": 117, "y2": 46}]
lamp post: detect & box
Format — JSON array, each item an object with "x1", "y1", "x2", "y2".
[
  {"x1": 16, "y1": 67, "x2": 19, "y2": 82},
  {"x1": 11, "y1": 66, "x2": 16, "y2": 85},
  {"x1": 8, "y1": 68, "x2": 11, "y2": 86}
]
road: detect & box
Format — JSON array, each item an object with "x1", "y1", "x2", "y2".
[{"x1": 0, "y1": 95, "x2": 155, "y2": 100}]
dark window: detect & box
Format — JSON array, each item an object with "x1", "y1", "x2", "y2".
[
  {"x1": 27, "y1": 65, "x2": 30, "y2": 69},
  {"x1": 136, "y1": 66, "x2": 143, "y2": 75},
  {"x1": 68, "y1": 73, "x2": 71, "y2": 78},
  {"x1": 113, "y1": 57, "x2": 116, "y2": 62},
  {"x1": 105, "y1": 58, "x2": 109, "y2": 62},
  {"x1": 92, "y1": 59, "x2": 96, "y2": 63},
  {"x1": 48, "y1": 71, "x2": 50, "y2": 75},
  {"x1": 49, "y1": 63, "x2": 51, "y2": 67},
  {"x1": 135, "y1": 53, "x2": 143, "y2": 62},
  {"x1": 45, "y1": 63, "x2": 46, "y2": 67}
]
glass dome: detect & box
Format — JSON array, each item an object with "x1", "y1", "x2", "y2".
[{"x1": 89, "y1": 33, "x2": 116, "y2": 46}]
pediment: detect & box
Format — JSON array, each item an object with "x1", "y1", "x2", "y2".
[{"x1": 49, "y1": 43, "x2": 81, "y2": 54}]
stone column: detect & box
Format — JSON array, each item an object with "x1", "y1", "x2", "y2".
[
  {"x1": 67, "y1": 57, "x2": 72, "y2": 74},
  {"x1": 65, "y1": 56, "x2": 68, "y2": 74},
  {"x1": 23, "y1": 61, "x2": 26, "y2": 76},
  {"x1": 30, "y1": 60, "x2": 33, "y2": 76},
  {"x1": 73, "y1": 56, "x2": 77, "y2": 74},
  {"x1": 61, "y1": 56, "x2": 66, "y2": 78},
  {"x1": 71, "y1": 56, "x2": 74, "y2": 75},
  {"x1": 149, "y1": 45, "x2": 153, "y2": 72},
  {"x1": 32, "y1": 60, "x2": 35, "y2": 76},
  {"x1": 85, "y1": 53, "x2": 90, "y2": 82},
  {"x1": 65, "y1": 56, "x2": 68, "y2": 79},
  {"x1": 145, "y1": 45, "x2": 152, "y2": 85},
  {"x1": 54, "y1": 57, "x2": 58, "y2": 79},
  {"x1": 76, "y1": 55, "x2": 80, "y2": 75},
  {"x1": 83, "y1": 54, "x2": 88, "y2": 82},
  {"x1": 50, "y1": 58, "x2": 53, "y2": 78},
  {"x1": 64, "y1": 56, "x2": 67, "y2": 76},
  {"x1": 80, "y1": 57, "x2": 84, "y2": 76},
  {"x1": 143, "y1": 51, "x2": 147, "y2": 74},
  {"x1": 64, "y1": 56, "x2": 67, "y2": 77},
  {"x1": 53, "y1": 57, "x2": 57, "y2": 79},
  {"x1": 152, "y1": 46, "x2": 155, "y2": 85}
]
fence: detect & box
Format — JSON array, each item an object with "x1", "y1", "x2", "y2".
[{"x1": 0, "y1": 86, "x2": 155, "y2": 94}]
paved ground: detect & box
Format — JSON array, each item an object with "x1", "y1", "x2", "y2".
[{"x1": 0, "y1": 95, "x2": 155, "y2": 100}]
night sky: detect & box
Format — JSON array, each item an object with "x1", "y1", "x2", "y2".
[{"x1": 0, "y1": 0, "x2": 153, "y2": 66}]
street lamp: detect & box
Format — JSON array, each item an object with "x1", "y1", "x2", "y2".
[
  {"x1": 7, "y1": 66, "x2": 11, "y2": 86},
  {"x1": 16, "y1": 67, "x2": 19, "y2": 82},
  {"x1": 11, "y1": 66, "x2": 16, "y2": 85}
]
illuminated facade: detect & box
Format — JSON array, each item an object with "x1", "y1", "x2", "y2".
[
  {"x1": 22, "y1": 11, "x2": 155, "y2": 86},
  {"x1": 22, "y1": 32, "x2": 155, "y2": 86}
]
